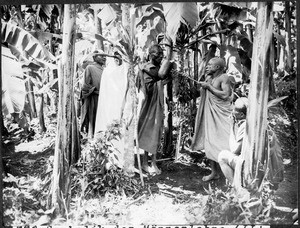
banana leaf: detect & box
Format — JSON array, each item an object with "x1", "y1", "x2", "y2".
[
  {"x1": 2, "y1": 47, "x2": 26, "y2": 116},
  {"x1": 162, "y1": 2, "x2": 198, "y2": 43}
]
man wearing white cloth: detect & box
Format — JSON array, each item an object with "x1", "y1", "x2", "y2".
[{"x1": 94, "y1": 52, "x2": 127, "y2": 134}]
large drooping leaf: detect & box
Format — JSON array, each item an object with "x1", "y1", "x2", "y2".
[
  {"x1": 220, "y1": 45, "x2": 243, "y2": 83},
  {"x1": 162, "y1": 2, "x2": 199, "y2": 43},
  {"x1": 30, "y1": 4, "x2": 55, "y2": 30},
  {"x1": 1, "y1": 22, "x2": 56, "y2": 62},
  {"x1": 29, "y1": 30, "x2": 62, "y2": 45},
  {"x1": 218, "y1": 2, "x2": 256, "y2": 10},
  {"x1": 134, "y1": 3, "x2": 163, "y2": 11},
  {"x1": 8, "y1": 43, "x2": 57, "y2": 70},
  {"x1": 210, "y1": 3, "x2": 254, "y2": 22},
  {"x1": 136, "y1": 17, "x2": 165, "y2": 50},
  {"x1": 236, "y1": 32, "x2": 253, "y2": 58},
  {"x1": 97, "y1": 4, "x2": 118, "y2": 26},
  {"x1": 136, "y1": 7, "x2": 165, "y2": 27},
  {"x1": 2, "y1": 47, "x2": 26, "y2": 116}
]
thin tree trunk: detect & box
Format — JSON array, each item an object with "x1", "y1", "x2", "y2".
[
  {"x1": 25, "y1": 79, "x2": 37, "y2": 119},
  {"x1": 240, "y1": 2, "x2": 274, "y2": 191},
  {"x1": 71, "y1": 97, "x2": 80, "y2": 164},
  {"x1": 192, "y1": 36, "x2": 199, "y2": 131},
  {"x1": 246, "y1": 24, "x2": 253, "y2": 43},
  {"x1": 275, "y1": 18, "x2": 281, "y2": 68},
  {"x1": 175, "y1": 122, "x2": 182, "y2": 161},
  {"x1": 51, "y1": 69, "x2": 59, "y2": 113},
  {"x1": 200, "y1": 29, "x2": 207, "y2": 57},
  {"x1": 51, "y1": 4, "x2": 78, "y2": 217},
  {"x1": 38, "y1": 93, "x2": 47, "y2": 133},
  {"x1": 94, "y1": 8, "x2": 104, "y2": 50},
  {"x1": 163, "y1": 78, "x2": 173, "y2": 156},
  {"x1": 0, "y1": 29, "x2": 4, "y2": 225},
  {"x1": 284, "y1": 1, "x2": 292, "y2": 73},
  {"x1": 269, "y1": 36, "x2": 276, "y2": 99}
]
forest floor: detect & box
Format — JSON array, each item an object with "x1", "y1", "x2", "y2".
[{"x1": 2, "y1": 106, "x2": 298, "y2": 226}]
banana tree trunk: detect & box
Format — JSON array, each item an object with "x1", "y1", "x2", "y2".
[
  {"x1": 240, "y1": 2, "x2": 274, "y2": 191},
  {"x1": 51, "y1": 4, "x2": 79, "y2": 217},
  {"x1": 121, "y1": 4, "x2": 141, "y2": 180},
  {"x1": 25, "y1": 79, "x2": 37, "y2": 119},
  {"x1": 174, "y1": 47, "x2": 185, "y2": 161}
]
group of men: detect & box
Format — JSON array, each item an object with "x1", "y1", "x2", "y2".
[
  {"x1": 79, "y1": 40, "x2": 283, "y2": 187},
  {"x1": 80, "y1": 50, "x2": 124, "y2": 139}
]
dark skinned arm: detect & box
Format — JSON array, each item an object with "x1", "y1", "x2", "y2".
[
  {"x1": 158, "y1": 36, "x2": 173, "y2": 79},
  {"x1": 199, "y1": 76, "x2": 232, "y2": 100}
]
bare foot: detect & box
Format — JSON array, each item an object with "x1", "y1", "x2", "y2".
[
  {"x1": 133, "y1": 168, "x2": 148, "y2": 178},
  {"x1": 202, "y1": 173, "x2": 220, "y2": 182},
  {"x1": 152, "y1": 164, "x2": 162, "y2": 175},
  {"x1": 142, "y1": 165, "x2": 150, "y2": 174},
  {"x1": 142, "y1": 164, "x2": 161, "y2": 176}
]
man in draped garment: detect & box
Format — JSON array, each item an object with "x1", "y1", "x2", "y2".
[
  {"x1": 94, "y1": 51, "x2": 127, "y2": 134},
  {"x1": 80, "y1": 50, "x2": 106, "y2": 138},
  {"x1": 191, "y1": 57, "x2": 233, "y2": 181},
  {"x1": 137, "y1": 40, "x2": 173, "y2": 175}
]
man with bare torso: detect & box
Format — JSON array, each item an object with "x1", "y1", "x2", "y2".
[{"x1": 191, "y1": 57, "x2": 233, "y2": 181}]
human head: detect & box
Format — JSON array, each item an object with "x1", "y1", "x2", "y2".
[
  {"x1": 148, "y1": 44, "x2": 164, "y2": 66},
  {"x1": 205, "y1": 57, "x2": 226, "y2": 76},
  {"x1": 233, "y1": 97, "x2": 248, "y2": 121},
  {"x1": 93, "y1": 50, "x2": 106, "y2": 66}
]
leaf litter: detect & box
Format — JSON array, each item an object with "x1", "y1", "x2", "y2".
[{"x1": 2, "y1": 105, "x2": 298, "y2": 226}]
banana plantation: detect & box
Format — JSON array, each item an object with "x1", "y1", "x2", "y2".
[{"x1": 0, "y1": 2, "x2": 298, "y2": 226}]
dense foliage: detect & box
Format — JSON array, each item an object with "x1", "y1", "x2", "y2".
[{"x1": 1, "y1": 1, "x2": 297, "y2": 226}]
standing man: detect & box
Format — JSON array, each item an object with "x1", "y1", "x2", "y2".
[
  {"x1": 80, "y1": 50, "x2": 106, "y2": 138},
  {"x1": 137, "y1": 39, "x2": 173, "y2": 175},
  {"x1": 191, "y1": 57, "x2": 234, "y2": 181}
]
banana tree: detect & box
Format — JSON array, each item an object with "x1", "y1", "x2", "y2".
[
  {"x1": 239, "y1": 2, "x2": 274, "y2": 192},
  {"x1": 89, "y1": 3, "x2": 168, "y2": 182},
  {"x1": 1, "y1": 16, "x2": 59, "y2": 133},
  {"x1": 51, "y1": 4, "x2": 80, "y2": 217}
]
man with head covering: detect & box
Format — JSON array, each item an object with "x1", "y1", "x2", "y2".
[
  {"x1": 137, "y1": 39, "x2": 173, "y2": 175},
  {"x1": 80, "y1": 50, "x2": 106, "y2": 138},
  {"x1": 191, "y1": 57, "x2": 234, "y2": 181}
]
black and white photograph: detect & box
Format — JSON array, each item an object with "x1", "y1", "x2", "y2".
[{"x1": 0, "y1": 1, "x2": 298, "y2": 226}]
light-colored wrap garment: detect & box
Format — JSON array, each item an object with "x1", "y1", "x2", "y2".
[{"x1": 191, "y1": 87, "x2": 233, "y2": 162}]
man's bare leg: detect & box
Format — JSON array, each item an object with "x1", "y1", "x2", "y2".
[
  {"x1": 218, "y1": 151, "x2": 234, "y2": 185},
  {"x1": 151, "y1": 153, "x2": 161, "y2": 175},
  {"x1": 142, "y1": 151, "x2": 150, "y2": 173},
  {"x1": 202, "y1": 160, "x2": 220, "y2": 181}
]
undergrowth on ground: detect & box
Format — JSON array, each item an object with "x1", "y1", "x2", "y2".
[
  {"x1": 2, "y1": 88, "x2": 297, "y2": 226},
  {"x1": 71, "y1": 121, "x2": 142, "y2": 199}
]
